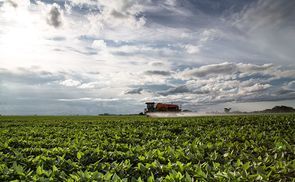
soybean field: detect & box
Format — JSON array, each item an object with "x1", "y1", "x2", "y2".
[{"x1": 1, "y1": 114, "x2": 295, "y2": 181}]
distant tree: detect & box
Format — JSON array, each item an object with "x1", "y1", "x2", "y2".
[
  {"x1": 139, "y1": 112, "x2": 144, "y2": 115},
  {"x1": 183, "y1": 110, "x2": 192, "y2": 112},
  {"x1": 263, "y1": 105, "x2": 295, "y2": 113},
  {"x1": 99, "y1": 113, "x2": 110, "y2": 116},
  {"x1": 224, "y1": 108, "x2": 231, "y2": 113}
]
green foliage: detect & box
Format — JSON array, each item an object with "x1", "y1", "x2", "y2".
[{"x1": 0, "y1": 114, "x2": 295, "y2": 181}]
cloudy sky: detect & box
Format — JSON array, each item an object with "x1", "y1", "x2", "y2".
[{"x1": 0, "y1": 0, "x2": 295, "y2": 115}]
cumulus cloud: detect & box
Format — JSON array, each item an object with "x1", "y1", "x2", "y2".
[
  {"x1": 237, "y1": 63, "x2": 273, "y2": 72},
  {"x1": 47, "y1": 4, "x2": 62, "y2": 28},
  {"x1": 87, "y1": 0, "x2": 146, "y2": 30},
  {"x1": 182, "y1": 62, "x2": 237, "y2": 78},
  {"x1": 239, "y1": 83, "x2": 271, "y2": 95},
  {"x1": 98, "y1": 0, "x2": 138, "y2": 13},
  {"x1": 145, "y1": 62, "x2": 295, "y2": 106},
  {"x1": 182, "y1": 62, "x2": 274, "y2": 78}
]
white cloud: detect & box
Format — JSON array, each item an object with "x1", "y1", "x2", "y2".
[
  {"x1": 85, "y1": 0, "x2": 146, "y2": 31},
  {"x1": 239, "y1": 83, "x2": 271, "y2": 95},
  {"x1": 92, "y1": 39, "x2": 107, "y2": 50},
  {"x1": 181, "y1": 62, "x2": 237, "y2": 78},
  {"x1": 98, "y1": 0, "x2": 139, "y2": 13},
  {"x1": 58, "y1": 97, "x2": 121, "y2": 102},
  {"x1": 69, "y1": 0, "x2": 99, "y2": 6},
  {"x1": 59, "y1": 79, "x2": 81, "y2": 87},
  {"x1": 181, "y1": 62, "x2": 276, "y2": 79},
  {"x1": 228, "y1": 0, "x2": 295, "y2": 64},
  {"x1": 125, "y1": 87, "x2": 143, "y2": 94},
  {"x1": 200, "y1": 29, "x2": 219, "y2": 43},
  {"x1": 184, "y1": 44, "x2": 200, "y2": 54},
  {"x1": 287, "y1": 81, "x2": 295, "y2": 90},
  {"x1": 164, "y1": 0, "x2": 177, "y2": 7},
  {"x1": 79, "y1": 81, "x2": 106, "y2": 89}
]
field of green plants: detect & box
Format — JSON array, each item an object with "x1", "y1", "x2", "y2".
[{"x1": 1, "y1": 114, "x2": 295, "y2": 181}]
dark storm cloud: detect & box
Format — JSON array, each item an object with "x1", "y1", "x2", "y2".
[
  {"x1": 144, "y1": 70, "x2": 171, "y2": 76},
  {"x1": 47, "y1": 5, "x2": 62, "y2": 28}
]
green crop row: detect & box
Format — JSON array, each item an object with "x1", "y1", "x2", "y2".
[{"x1": 1, "y1": 114, "x2": 295, "y2": 181}]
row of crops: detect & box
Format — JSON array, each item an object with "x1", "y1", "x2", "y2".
[{"x1": 1, "y1": 114, "x2": 295, "y2": 181}]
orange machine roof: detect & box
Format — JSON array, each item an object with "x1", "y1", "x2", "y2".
[{"x1": 156, "y1": 103, "x2": 179, "y2": 107}]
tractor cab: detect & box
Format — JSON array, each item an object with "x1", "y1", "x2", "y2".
[{"x1": 145, "y1": 102, "x2": 155, "y2": 113}]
